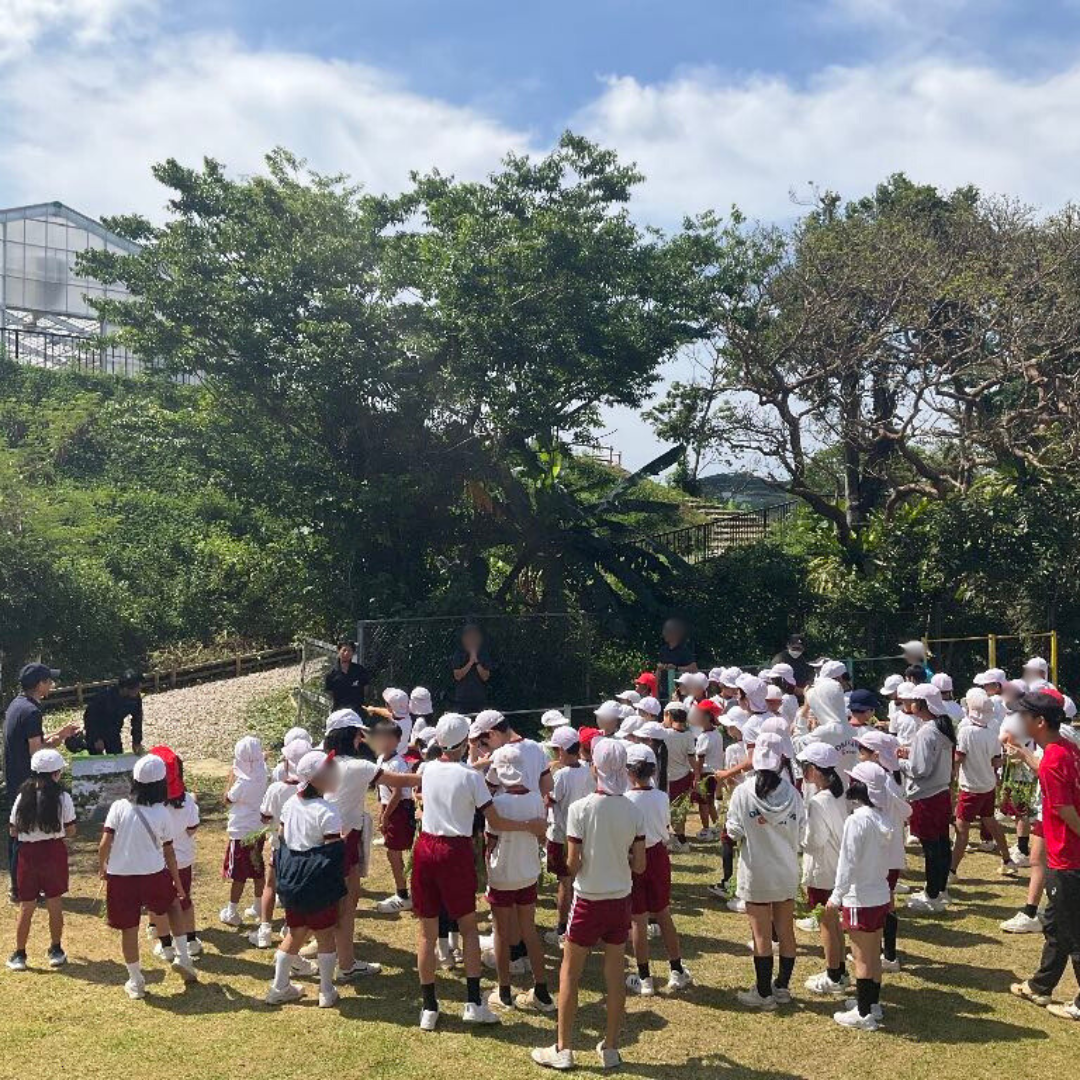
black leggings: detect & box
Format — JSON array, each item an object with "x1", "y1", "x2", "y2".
[{"x1": 921, "y1": 836, "x2": 951, "y2": 898}]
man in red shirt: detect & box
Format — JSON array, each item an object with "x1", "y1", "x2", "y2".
[{"x1": 1009, "y1": 690, "x2": 1080, "y2": 1021}]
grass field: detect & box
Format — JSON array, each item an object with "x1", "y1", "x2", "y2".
[{"x1": 2, "y1": 774, "x2": 1078, "y2": 1080}]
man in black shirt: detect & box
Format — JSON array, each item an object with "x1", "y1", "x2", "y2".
[
  {"x1": 657, "y1": 617, "x2": 697, "y2": 700},
  {"x1": 3, "y1": 663, "x2": 78, "y2": 898},
  {"x1": 324, "y1": 640, "x2": 370, "y2": 712},
  {"x1": 451, "y1": 623, "x2": 493, "y2": 713},
  {"x1": 772, "y1": 632, "x2": 813, "y2": 691},
  {"x1": 83, "y1": 671, "x2": 144, "y2": 755}
]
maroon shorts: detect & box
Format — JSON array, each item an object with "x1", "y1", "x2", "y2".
[
  {"x1": 487, "y1": 883, "x2": 538, "y2": 908},
  {"x1": 177, "y1": 865, "x2": 193, "y2": 912},
  {"x1": 631, "y1": 843, "x2": 672, "y2": 915},
  {"x1": 411, "y1": 832, "x2": 477, "y2": 921},
  {"x1": 956, "y1": 788, "x2": 996, "y2": 823},
  {"x1": 382, "y1": 801, "x2": 416, "y2": 852},
  {"x1": 222, "y1": 837, "x2": 265, "y2": 882},
  {"x1": 107, "y1": 869, "x2": 176, "y2": 930},
  {"x1": 285, "y1": 903, "x2": 340, "y2": 930},
  {"x1": 842, "y1": 902, "x2": 890, "y2": 933},
  {"x1": 1032, "y1": 819, "x2": 1044, "y2": 839},
  {"x1": 567, "y1": 894, "x2": 632, "y2": 947},
  {"x1": 343, "y1": 828, "x2": 362, "y2": 873},
  {"x1": 805, "y1": 886, "x2": 832, "y2": 909},
  {"x1": 668, "y1": 774, "x2": 693, "y2": 801},
  {"x1": 691, "y1": 775, "x2": 718, "y2": 805},
  {"x1": 546, "y1": 839, "x2": 570, "y2": 878},
  {"x1": 886, "y1": 869, "x2": 901, "y2": 892},
  {"x1": 909, "y1": 789, "x2": 952, "y2": 841},
  {"x1": 15, "y1": 838, "x2": 69, "y2": 901}
]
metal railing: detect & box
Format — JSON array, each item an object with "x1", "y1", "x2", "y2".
[{"x1": 649, "y1": 500, "x2": 798, "y2": 563}]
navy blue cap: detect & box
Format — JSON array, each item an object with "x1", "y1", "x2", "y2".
[
  {"x1": 19, "y1": 663, "x2": 60, "y2": 690},
  {"x1": 848, "y1": 688, "x2": 878, "y2": 712}
]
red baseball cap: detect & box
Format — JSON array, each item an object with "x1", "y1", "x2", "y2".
[
  {"x1": 149, "y1": 745, "x2": 184, "y2": 801},
  {"x1": 577, "y1": 727, "x2": 602, "y2": 751},
  {"x1": 694, "y1": 699, "x2": 723, "y2": 720},
  {"x1": 635, "y1": 672, "x2": 658, "y2": 692}
]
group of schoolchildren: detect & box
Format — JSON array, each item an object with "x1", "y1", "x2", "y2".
[{"x1": 8, "y1": 644, "x2": 1080, "y2": 1069}]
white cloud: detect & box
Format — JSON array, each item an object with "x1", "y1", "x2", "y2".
[
  {"x1": 574, "y1": 60, "x2": 1080, "y2": 226},
  {"x1": 0, "y1": 0, "x2": 153, "y2": 62},
  {"x1": 826, "y1": 0, "x2": 976, "y2": 27},
  {"x1": 0, "y1": 33, "x2": 532, "y2": 219}
]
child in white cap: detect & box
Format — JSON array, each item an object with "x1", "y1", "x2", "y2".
[
  {"x1": 662, "y1": 701, "x2": 696, "y2": 852},
  {"x1": 531, "y1": 737, "x2": 646, "y2": 1072},
  {"x1": 409, "y1": 687, "x2": 434, "y2": 739},
  {"x1": 545, "y1": 725, "x2": 594, "y2": 945},
  {"x1": 98, "y1": 754, "x2": 197, "y2": 998},
  {"x1": 271, "y1": 727, "x2": 311, "y2": 782},
  {"x1": 484, "y1": 743, "x2": 553, "y2": 1015},
  {"x1": 706, "y1": 709, "x2": 749, "y2": 901},
  {"x1": 691, "y1": 700, "x2": 725, "y2": 841},
  {"x1": 372, "y1": 719, "x2": 418, "y2": 916},
  {"x1": 220, "y1": 735, "x2": 268, "y2": 927},
  {"x1": 624, "y1": 743, "x2": 692, "y2": 997},
  {"x1": 7, "y1": 748, "x2": 75, "y2": 971}
]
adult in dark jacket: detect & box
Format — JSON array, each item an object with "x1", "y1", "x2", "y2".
[
  {"x1": 772, "y1": 633, "x2": 813, "y2": 691},
  {"x1": 82, "y1": 671, "x2": 144, "y2": 755},
  {"x1": 324, "y1": 640, "x2": 370, "y2": 712}
]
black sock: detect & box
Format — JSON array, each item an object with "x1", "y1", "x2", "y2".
[
  {"x1": 922, "y1": 839, "x2": 940, "y2": 898},
  {"x1": 771, "y1": 927, "x2": 779, "y2": 943},
  {"x1": 159, "y1": 934, "x2": 173, "y2": 947},
  {"x1": 1023, "y1": 902, "x2": 1039, "y2": 919},
  {"x1": 557, "y1": 922, "x2": 567, "y2": 935},
  {"x1": 775, "y1": 954, "x2": 795, "y2": 990},
  {"x1": 421, "y1": 982, "x2": 438, "y2": 1012},
  {"x1": 498, "y1": 984, "x2": 512, "y2": 1006},
  {"x1": 397, "y1": 888, "x2": 409, "y2": 899},
  {"x1": 883, "y1": 912, "x2": 898, "y2": 962},
  {"x1": 509, "y1": 941, "x2": 527, "y2": 962},
  {"x1": 827, "y1": 965, "x2": 845, "y2": 983},
  {"x1": 187, "y1": 932, "x2": 200, "y2": 943},
  {"x1": 856, "y1": 977, "x2": 874, "y2": 1017},
  {"x1": 670, "y1": 958, "x2": 683, "y2": 973},
  {"x1": 13, "y1": 949, "x2": 25, "y2": 958},
  {"x1": 637, "y1": 962, "x2": 650, "y2": 979},
  {"x1": 1017, "y1": 835, "x2": 1030, "y2": 856},
  {"x1": 466, "y1": 976, "x2": 481, "y2": 1005},
  {"x1": 753, "y1": 955, "x2": 774, "y2": 998},
  {"x1": 534, "y1": 982, "x2": 552, "y2": 1005},
  {"x1": 722, "y1": 839, "x2": 734, "y2": 882},
  {"x1": 51, "y1": 940, "x2": 62, "y2": 951},
  {"x1": 871, "y1": 980, "x2": 881, "y2": 1006},
  {"x1": 438, "y1": 912, "x2": 451, "y2": 938}
]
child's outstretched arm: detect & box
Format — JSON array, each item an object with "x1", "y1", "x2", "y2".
[
  {"x1": 98, "y1": 831, "x2": 114, "y2": 880},
  {"x1": 483, "y1": 803, "x2": 547, "y2": 839}
]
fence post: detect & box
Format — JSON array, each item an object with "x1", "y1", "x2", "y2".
[
  {"x1": 988, "y1": 634, "x2": 997, "y2": 671},
  {"x1": 1051, "y1": 630, "x2": 1059, "y2": 687},
  {"x1": 356, "y1": 621, "x2": 366, "y2": 667}
]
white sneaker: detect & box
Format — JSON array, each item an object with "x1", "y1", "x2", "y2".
[
  {"x1": 318, "y1": 988, "x2": 340, "y2": 1009},
  {"x1": 171, "y1": 957, "x2": 199, "y2": 984},
  {"x1": 419, "y1": 1008, "x2": 439, "y2": 1031},
  {"x1": 339, "y1": 960, "x2": 381, "y2": 981},
  {"x1": 668, "y1": 838, "x2": 691, "y2": 854},
  {"x1": 373, "y1": 837, "x2": 386, "y2": 847},
  {"x1": 976, "y1": 840, "x2": 997, "y2": 853},
  {"x1": 737, "y1": 988, "x2": 777, "y2": 1010},
  {"x1": 152, "y1": 941, "x2": 175, "y2": 962},
  {"x1": 243, "y1": 905, "x2": 259, "y2": 921},
  {"x1": 480, "y1": 947, "x2": 497, "y2": 970},
  {"x1": 646, "y1": 922, "x2": 660, "y2": 939},
  {"x1": 265, "y1": 982, "x2": 304, "y2": 1005},
  {"x1": 880, "y1": 955, "x2": 901, "y2": 973},
  {"x1": 531, "y1": 1045, "x2": 573, "y2": 1070},
  {"x1": 477, "y1": 932, "x2": 494, "y2": 951},
  {"x1": 843, "y1": 998, "x2": 884, "y2": 1021},
  {"x1": 187, "y1": 938, "x2": 202, "y2": 958},
  {"x1": 893, "y1": 881, "x2": 911, "y2": 895},
  {"x1": 543, "y1": 929, "x2": 565, "y2": 946},
  {"x1": 124, "y1": 977, "x2": 147, "y2": 1000},
  {"x1": 1000, "y1": 860, "x2": 1020, "y2": 877},
  {"x1": 805, "y1": 971, "x2": 849, "y2": 996},
  {"x1": 248, "y1": 925, "x2": 274, "y2": 948},
  {"x1": 1047, "y1": 1002, "x2": 1080, "y2": 1021},
  {"x1": 707, "y1": 881, "x2": 731, "y2": 900},
  {"x1": 218, "y1": 906, "x2": 242, "y2": 927},
  {"x1": 625, "y1": 974, "x2": 655, "y2": 996},
  {"x1": 833, "y1": 1004, "x2": 879, "y2": 1030},
  {"x1": 1009, "y1": 847, "x2": 1031, "y2": 868},
  {"x1": 727, "y1": 897, "x2": 746, "y2": 914},
  {"x1": 435, "y1": 940, "x2": 455, "y2": 969},
  {"x1": 596, "y1": 1041, "x2": 623, "y2": 1070},
  {"x1": 667, "y1": 967, "x2": 693, "y2": 992},
  {"x1": 487, "y1": 988, "x2": 513, "y2": 1012},
  {"x1": 376, "y1": 894, "x2": 412, "y2": 914},
  {"x1": 907, "y1": 895, "x2": 945, "y2": 914},
  {"x1": 795, "y1": 916, "x2": 819, "y2": 933},
  {"x1": 290, "y1": 956, "x2": 315, "y2": 977},
  {"x1": 1001, "y1": 911, "x2": 1043, "y2": 934},
  {"x1": 462, "y1": 1001, "x2": 502, "y2": 1024},
  {"x1": 695, "y1": 827, "x2": 712, "y2": 840},
  {"x1": 515, "y1": 988, "x2": 557, "y2": 1013},
  {"x1": 772, "y1": 983, "x2": 793, "y2": 1004},
  {"x1": 509, "y1": 956, "x2": 532, "y2": 976}
]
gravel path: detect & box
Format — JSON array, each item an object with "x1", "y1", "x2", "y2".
[{"x1": 139, "y1": 664, "x2": 300, "y2": 764}]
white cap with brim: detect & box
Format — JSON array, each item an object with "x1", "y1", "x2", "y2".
[
  {"x1": 551, "y1": 726, "x2": 581, "y2": 752},
  {"x1": 409, "y1": 687, "x2": 433, "y2": 715},
  {"x1": 614, "y1": 690, "x2": 641, "y2": 706},
  {"x1": 910, "y1": 684, "x2": 947, "y2": 716},
  {"x1": 752, "y1": 732, "x2": 784, "y2": 773},
  {"x1": 796, "y1": 741, "x2": 840, "y2": 770},
  {"x1": 469, "y1": 710, "x2": 504, "y2": 739},
  {"x1": 541, "y1": 709, "x2": 570, "y2": 729},
  {"x1": 974, "y1": 668, "x2": 1007, "y2": 687},
  {"x1": 818, "y1": 660, "x2": 847, "y2": 681},
  {"x1": 30, "y1": 748, "x2": 65, "y2": 775},
  {"x1": 931, "y1": 673, "x2": 953, "y2": 693},
  {"x1": 595, "y1": 700, "x2": 623, "y2": 724},
  {"x1": 489, "y1": 744, "x2": 526, "y2": 788},
  {"x1": 382, "y1": 687, "x2": 410, "y2": 718},
  {"x1": 637, "y1": 696, "x2": 662, "y2": 717},
  {"x1": 416, "y1": 727, "x2": 439, "y2": 746},
  {"x1": 296, "y1": 750, "x2": 332, "y2": 786},
  {"x1": 1024, "y1": 656, "x2": 1049, "y2": 673},
  {"x1": 847, "y1": 760, "x2": 889, "y2": 807},
  {"x1": 625, "y1": 743, "x2": 657, "y2": 769},
  {"x1": 879, "y1": 674, "x2": 904, "y2": 696},
  {"x1": 618, "y1": 715, "x2": 644, "y2": 739},
  {"x1": 435, "y1": 713, "x2": 471, "y2": 749},
  {"x1": 133, "y1": 754, "x2": 166, "y2": 784},
  {"x1": 326, "y1": 708, "x2": 366, "y2": 734}
]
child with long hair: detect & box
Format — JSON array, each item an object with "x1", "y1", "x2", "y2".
[
  {"x1": 99, "y1": 755, "x2": 197, "y2": 998},
  {"x1": 220, "y1": 735, "x2": 268, "y2": 927},
  {"x1": 7, "y1": 749, "x2": 75, "y2": 971},
  {"x1": 797, "y1": 742, "x2": 849, "y2": 997},
  {"x1": 624, "y1": 744, "x2": 692, "y2": 996},
  {"x1": 726, "y1": 732, "x2": 803, "y2": 1010},
  {"x1": 147, "y1": 746, "x2": 201, "y2": 962}
]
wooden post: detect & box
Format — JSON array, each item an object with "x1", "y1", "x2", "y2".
[
  {"x1": 988, "y1": 634, "x2": 997, "y2": 671},
  {"x1": 1051, "y1": 630, "x2": 1059, "y2": 687}
]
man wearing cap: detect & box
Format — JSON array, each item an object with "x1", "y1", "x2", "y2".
[
  {"x1": 772, "y1": 633, "x2": 813, "y2": 691},
  {"x1": 3, "y1": 664, "x2": 79, "y2": 901},
  {"x1": 323, "y1": 640, "x2": 370, "y2": 713},
  {"x1": 83, "y1": 670, "x2": 145, "y2": 756}
]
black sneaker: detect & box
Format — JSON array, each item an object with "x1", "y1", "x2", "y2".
[
  {"x1": 47, "y1": 945, "x2": 68, "y2": 968},
  {"x1": 6, "y1": 951, "x2": 27, "y2": 972}
]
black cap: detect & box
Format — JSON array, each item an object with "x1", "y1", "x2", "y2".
[
  {"x1": 19, "y1": 663, "x2": 60, "y2": 690},
  {"x1": 118, "y1": 669, "x2": 142, "y2": 689}
]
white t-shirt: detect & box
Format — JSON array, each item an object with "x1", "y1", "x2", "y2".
[
  {"x1": 104, "y1": 799, "x2": 171, "y2": 876},
  {"x1": 665, "y1": 728, "x2": 697, "y2": 783},
  {"x1": 625, "y1": 786, "x2": 670, "y2": 847},
  {"x1": 377, "y1": 752, "x2": 413, "y2": 804},
  {"x1": 487, "y1": 790, "x2": 545, "y2": 890},
  {"x1": 695, "y1": 728, "x2": 725, "y2": 772},
  {"x1": 724, "y1": 741, "x2": 748, "y2": 771},
  {"x1": 547, "y1": 762, "x2": 594, "y2": 842},
  {"x1": 889, "y1": 710, "x2": 918, "y2": 747},
  {"x1": 566, "y1": 792, "x2": 645, "y2": 901},
  {"x1": 9, "y1": 790, "x2": 76, "y2": 843},
  {"x1": 261, "y1": 780, "x2": 300, "y2": 850},
  {"x1": 419, "y1": 759, "x2": 492, "y2": 837},
  {"x1": 327, "y1": 757, "x2": 381, "y2": 832},
  {"x1": 166, "y1": 793, "x2": 200, "y2": 869},
  {"x1": 226, "y1": 776, "x2": 267, "y2": 839},
  {"x1": 280, "y1": 795, "x2": 343, "y2": 851},
  {"x1": 957, "y1": 722, "x2": 1000, "y2": 793}
]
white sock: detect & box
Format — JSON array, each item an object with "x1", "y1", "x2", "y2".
[
  {"x1": 125, "y1": 961, "x2": 142, "y2": 980},
  {"x1": 224, "y1": 901, "x2": 238, "y2": 915},
  {"x1": 272, "y1": 950, "x2": 293, "y2": 992},
  {"x1": 437, "y1": 936, "x2": 449, "y2": 950},
  {"x1": 259, "y1": 921, "x2": 272, "y2": 932},
  {"x1": 173, "y1": 934, "x2": 191, "y2": 963},
  {"x1": 317, "y1": 952, "x2": 336, "y2": 996}
]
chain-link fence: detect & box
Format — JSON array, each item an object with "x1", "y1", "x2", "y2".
[{"x1": 295, "y1": 637, "x2": 337, "y2": 738}]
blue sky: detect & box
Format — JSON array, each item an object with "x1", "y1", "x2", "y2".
[{"x1": 4, "y1": 1, "x2": 1080, "y2": 465}]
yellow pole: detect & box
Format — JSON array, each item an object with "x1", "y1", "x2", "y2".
[
  {"x1": 1051, "y1": 630, "x2": 1059, "y2": 686},
  {"x1": 988, "y1": 633, "x2": 997, "y2": 671}
]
